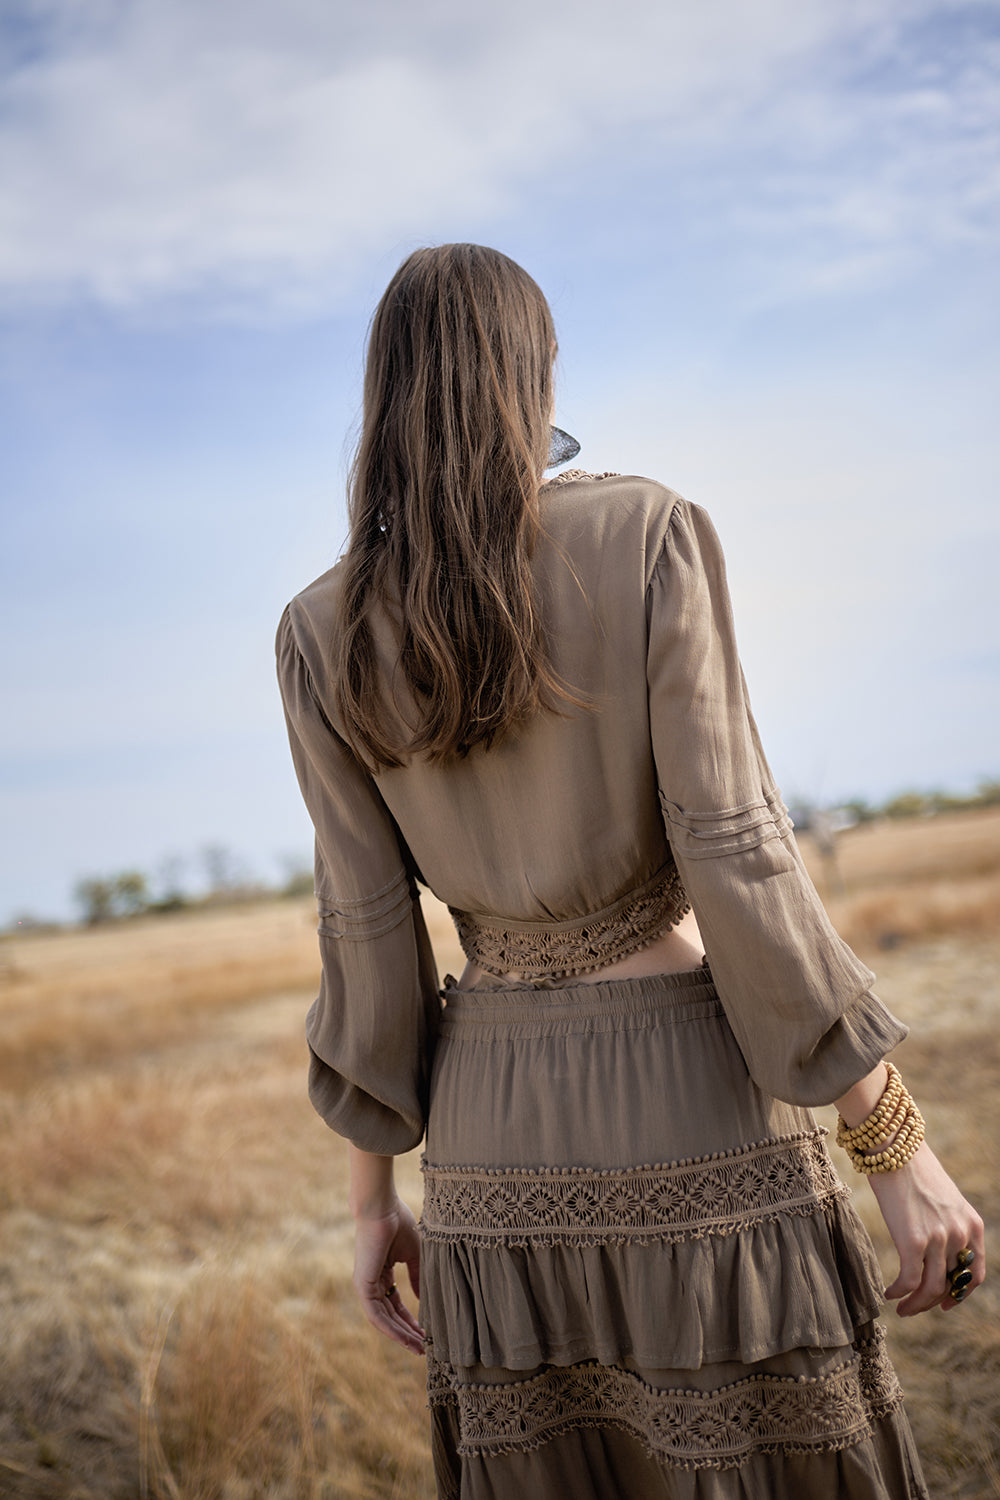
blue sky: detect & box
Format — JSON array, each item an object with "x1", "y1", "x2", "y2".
[{"x1": 1, "y1": 0, "x2": 998, "y2": 925}]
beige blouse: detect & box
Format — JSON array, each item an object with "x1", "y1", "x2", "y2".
[{"x1": 276, "y1": 472, "x2": 906, "y2": 1154}]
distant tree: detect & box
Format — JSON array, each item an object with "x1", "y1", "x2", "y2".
[
  {"x1": 928, "y1": 790, "x2": 969, "y2": 814},
  {"x1": 156, "y1": 853, "x2": 187, "y2": 904},
  {"x1": 278, "y1": 853, "x2": 314, "y2": 899},
  {"x1": 74, "y1": 877, "x2": 115, "y2": 925},
  {"x1": 73, "y1": 870, "x2": 150, "y2": 923},
  {"x1": 199, "y1": 844, "x2": 265, "y2": 903},
  {"x1": 113, "y1": 870, "x2": 149, "y2": 916},
  {"x1": 202, "y1": 843, "x2": 238, "y2": 894},
  {"x1": 883, "y1": 792, "x2": 930, "y2": 820}
]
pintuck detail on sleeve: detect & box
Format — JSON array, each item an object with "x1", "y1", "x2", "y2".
[
  {"x1": 316, "y1": 869, "x2": 414, "y2": 941},
  {"x1": 276, "y1": 604, "x2": 441, "y2": 1155},
  {"x1": 659, "y1": 786, "x2": 794, "y2": 860},
  {"x1": 646, "y1": 502, "x2": 907, "y2": 1107}
]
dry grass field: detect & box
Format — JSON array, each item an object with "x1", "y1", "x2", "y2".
[{"x1": 1, "y1": 807, "x2": 998, "y2": 1498}]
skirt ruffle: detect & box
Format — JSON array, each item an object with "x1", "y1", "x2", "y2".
[{"x1": 421, "y1": 1147, "x2": 884, "y2": 1370}]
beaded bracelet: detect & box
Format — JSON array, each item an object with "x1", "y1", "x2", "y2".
[
  {"x1": 836, "y1": 1061, "x2": 904, "y2": 1151},
  {"x1": 836, "y1": 1061, "x2": 926, "y2": 1174},
  {"x1": 850, "y1": 1110, "x2": 925, "y2": 1174}
]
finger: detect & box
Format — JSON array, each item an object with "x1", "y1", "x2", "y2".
[
  {"x1": 363, "y1": 1292, "x2": 426, "y2": 1355},
  {"x1": 381, "y1": 1308, "x2": 425, "y2": 1354},
  {"x1": 386, "y1": 1285, "x2": 426, "y2": 1339},
  {"x1": 405, "y1": 1250, "x2": 421, "y2": 1301},
  {"x1": 896, "y1": 1238, "x2": 949, "y2": 1317},
  {"x1": 884, "y1": 1243, "x2": 925, "y2": 1306},
  {"x1": 970, "y1": 1216, "x2": 987, "y2": 1285},
  {"x1": 354, "y1": 1268, "x2": 425, "y2": 1353}
]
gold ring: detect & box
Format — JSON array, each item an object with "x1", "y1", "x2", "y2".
[{"x1": 385, "y1": 1284, "x2": 398, "y2": 1299}]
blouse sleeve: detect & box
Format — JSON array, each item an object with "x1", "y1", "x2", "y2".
[
  {"x1": 276, "y1": 605, "x2": 441, "y2": 1154},
  {"x1": 646, "y1": 500, "x2": 907, "y2": 1106}
]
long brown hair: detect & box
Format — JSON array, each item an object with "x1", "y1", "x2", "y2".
[{"x1": 335, "y1": 244, "x2": 585, "y2": 768}]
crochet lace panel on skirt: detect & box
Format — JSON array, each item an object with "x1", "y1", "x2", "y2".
[
  {"x1": 426, "y1": 1329, "x2": 903, "y2": 1469},
  {"x1": 421, "y1": 1129, "x2": 848, "y2": 1248},
  {"x1": 448, "y1": 861, "x2": 691, "y2": 979}
]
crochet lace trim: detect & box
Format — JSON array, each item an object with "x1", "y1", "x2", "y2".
[
  {"x1": 449, "y1": 862, "x2": 691, "y2": 979},
  {"x1": 421, "y1": 1130, "x2": 849, "y2": 1248},
  {"x1": 544, "y1": 468, "x2": 622, "y2": 487},
  {"x1": 426, "y1": 1330, "x2": 901, "y2": 1469}
]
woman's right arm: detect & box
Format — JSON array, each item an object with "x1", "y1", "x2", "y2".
[
  {"x1": 349, "y1": 1146, "x2": 427, "y2": 1355},
  {"x1": 276, "y1": 603, "x2": 441, "y2": 1157},
  {"x1": 277, "y1": 604, "x2": 441, "y2": 1349}
]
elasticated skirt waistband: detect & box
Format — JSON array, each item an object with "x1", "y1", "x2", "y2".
[
  {"x1": 439, "y1": 965, "x2": 720, "y2": 1039},
  {"x1": 429, "y1": 955, "x2": 817, "y2": 1185}
]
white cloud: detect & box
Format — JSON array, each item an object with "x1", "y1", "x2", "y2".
[{"x1": 0, "y1": 0, "x2": 997, "y2": 314}]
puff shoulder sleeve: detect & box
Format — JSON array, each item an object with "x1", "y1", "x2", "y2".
[
  {"x1": 646, "y1": 500, "x2": 907, "y2": 1105},
  {"x1": 276, "y1": 605, "x2": 441, "y2": 1154}
]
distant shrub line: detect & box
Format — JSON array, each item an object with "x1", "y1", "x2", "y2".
[
  {"x1": 17, "y1": 779, "x2": 1000, "y2": 931},
  {"x1": 69, "y1": 847, "x2": 314, "y2": 927},
  {"x1": 841, "y1": 778, "x2": 1000, "y2": 825}
]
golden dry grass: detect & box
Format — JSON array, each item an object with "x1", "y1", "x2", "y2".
[
  {"x1": 801, "y1": 806, "x2": 1000, "y2": 951},
  {"x1": 0, "y1": 902, "x2": 324, "y2": 1094},
  {"x1": 0, "y1": 809, "x2": 997, "y2": 1497}
]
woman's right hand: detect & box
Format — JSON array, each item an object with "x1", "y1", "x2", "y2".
[
  {"x1": 867, "y1": 1141, "x2": 985, "y2": 1316},
  {"x1": 352, "y1": 1197, "x2": 427, "y2": 1355}
]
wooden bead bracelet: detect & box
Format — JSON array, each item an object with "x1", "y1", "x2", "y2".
[
  {"x1": 836, "y1": 1061, "x2": 926, "y2": 1174},
  {"x1": 836, "y1": 1061, "x2": 904, "y2": 1150}
]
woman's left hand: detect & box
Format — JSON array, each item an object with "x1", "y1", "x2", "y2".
[
  {"x1": 867, "y1": 1142, "x2": 986, "y2": 1316},
  {"x1": 352, "y1": 1196, "x2": 427, "y2": 1355}
]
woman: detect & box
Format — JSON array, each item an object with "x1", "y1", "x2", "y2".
[{"x1": 277, "y1": 243, "x2": 983, "y2": 1498}]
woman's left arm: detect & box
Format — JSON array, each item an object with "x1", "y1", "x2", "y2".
[
  {"x1": 835, "y1": 1065, "x2": 986, "y2": 1317},
  {"x1": 647, "y1": 500, "x2": 907, "y2": 1104}
]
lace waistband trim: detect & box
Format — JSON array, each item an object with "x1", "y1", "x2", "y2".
[
  {"x1": 421, "y1": 1130, "x2": 848, "y2": 1248},
  {"x1": 426, "y1": 1329, "x2": 902, "y2": 1469},
  {"x1": 449, "y1": 862, "x2": 690, "y2": 978}
]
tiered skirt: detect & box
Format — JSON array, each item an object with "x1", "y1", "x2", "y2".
[{"x1": 420, "y1": 967, "x2": 928, "y2": 1498}]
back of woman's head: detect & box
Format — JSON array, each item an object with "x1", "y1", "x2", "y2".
[
  {"x1": 364, "y1": 244, "x2": 555, "y2": 492},
  {"x1": 337, "y1": 244, "x2": 583, "y2": 769}
]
